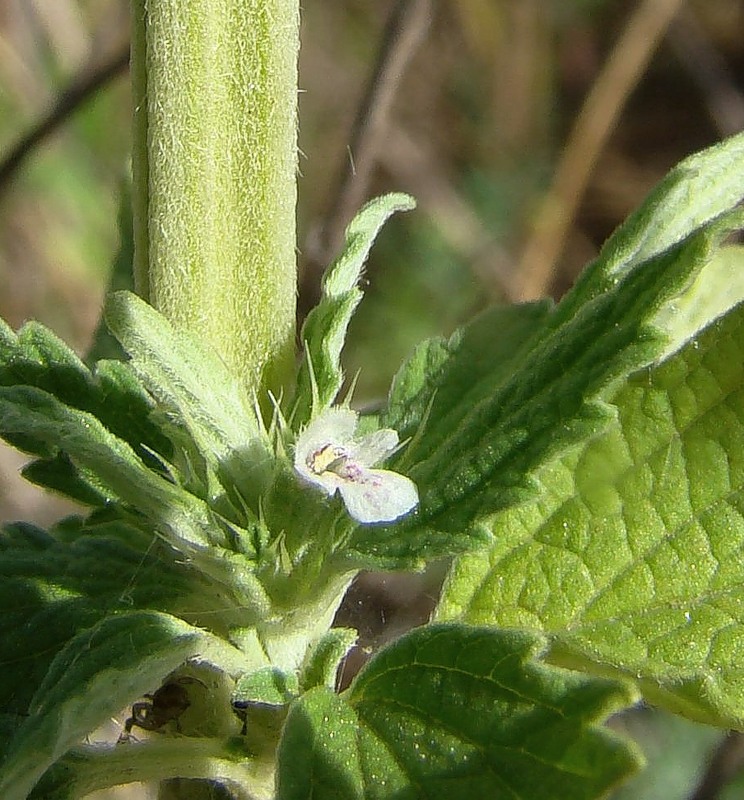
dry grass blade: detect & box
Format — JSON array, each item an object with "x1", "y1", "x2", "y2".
[{"x1": 514, "y1": 0, "x2": 686, "y2": 302}]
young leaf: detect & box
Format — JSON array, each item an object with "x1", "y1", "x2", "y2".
[
  {"x1": 438, "y1": 297, "x2": 744, "y2": 727},
  {"x1": 105, "y1": 290, "x2": 269, "y2": 503},
  {"x1": 292, "y1": 193, "x2": 416, "y2": 426},
  {"x1": 0, "y1": 610, "x2": 244, "y2": 800},
  {"x1": 276, "y1": 625, "x2": 640, "y2": 800},
  {"x1": 0, "y1": 317, "x2": 171, "y2": 500}
]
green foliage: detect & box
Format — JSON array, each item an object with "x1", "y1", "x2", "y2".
[
  {"x1": 277, "y1": 626, "x2": 640, "y2": 800},
  {"x1": 0, "y1": 316, "x2": 170, "y2": 472},
  {"x1": 351, "y1": 136, "x2": 744, "y2": 567},
  {"x1": 0, "y1": 517, "x2": 211, "y2": 718},
  {"x1": 293, "y1": 193, "x2": 416, "y2": 426},
  {"x1": 0, "y1": 610, "x2": 245, "y2": 800},
  {"x1": 0, "y1": 133, "x2": 744, "y2": 797},
  {"x1": 439, "y1": 293, "x2": 744, "y2": 727}
]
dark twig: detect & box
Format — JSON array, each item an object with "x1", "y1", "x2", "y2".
[
  {"x1": 688, "y1": 731, "x2": 744, "y2": 800},
  {"x1": 0, "y1": 42, "x2": 130, "y2": 196},
  {"x1": 300, "y1": 0, "x2": 431, "y2": 316}
]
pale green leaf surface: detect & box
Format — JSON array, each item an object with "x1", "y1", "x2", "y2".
[
  {"x1": 352, "y1": 225, "x2": 721, "y2": 565},
  {"x1": 277, "y1": 625, "x2": 640, "y2": 800},
  {"x1": 554, "y1": 130, "x2": 744, "y2": 327},
  {"x1": 293, "y1": 193, "x2": 415, "y2": 426},
  {"x1": 105, "y1": 291, "x2": 269, "y2": 501},
  {"x1": 276, "y1": 688, "x2": 363, "y2": 800},
  {"x1": 0, "y1": 610, "x2": 243, "y2": 800},
  {"x1": 655, "y1": 244, "x2": 744, "y2": 360},
  {"x1": 439, "y1": 299, "x2": 744, "y2": 726}
]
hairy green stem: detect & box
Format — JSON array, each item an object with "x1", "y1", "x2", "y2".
[{"x1": 130, "y1": 0, "x2": 299, "y2": 397}]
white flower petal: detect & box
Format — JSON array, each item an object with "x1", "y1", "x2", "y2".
[
  {"x1": 348, "y1": 428, "x2": 399, "y2": 466},
  {"x1": 293, "y1": 407, "x2": 418, "y2": 524},
  {"x1": 338, "y1": 468, "x2": 419, "y2": 524},
  {"x1": 294, "y1": 408, "x2": 358, "y2": 487}
]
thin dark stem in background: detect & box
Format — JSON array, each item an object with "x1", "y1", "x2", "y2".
[
  {"x1": 0, "y1": 43, "x2": 130, "y2": 197},
  {"x1": 688, "y1": 731, "x2": 744, "y2": 800},
  {"x1": 299, "y1": 0, "x2": 431, "y2": 318}
]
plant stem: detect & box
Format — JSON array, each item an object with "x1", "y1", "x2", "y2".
[{"x1": 130, "y1": 0, "x2": 299, "y2": 398}]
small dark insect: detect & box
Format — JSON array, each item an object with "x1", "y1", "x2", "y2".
[{"x1": 119, "y1": 678, "x2": 200, "y2": 741}]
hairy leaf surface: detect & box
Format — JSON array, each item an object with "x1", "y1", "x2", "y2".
[
  {"x1": 293, "y1": 193, "x2": 415, "y2": 426},
  {"x1": 439, "y1": 297, "x2": 744, "y2": 726},
  {"x1": 277, "y1": 625, "x2": 640, "y2": 800},
  {"x1": 0, "y1": 610, "x2": 244, "y2": 800},
  {"x1": 353, "y1": 134, "x2": 744, "y2": 567}
]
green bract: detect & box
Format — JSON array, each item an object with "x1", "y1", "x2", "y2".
[{"x1": 0, "y1": 130, "x2": 744, "y2": 798}]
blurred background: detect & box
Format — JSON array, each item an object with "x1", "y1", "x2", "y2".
[{"x1": 1, "y1": 0, "x2": 744, "y2": 797}]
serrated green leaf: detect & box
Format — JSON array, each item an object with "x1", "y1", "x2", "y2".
[
  {"x1": 293, "y1": 193, "x2": 416, "y2": 426},
  {"x1": 439, "y1": 298, "x2": 744, "y2": 727},
  {"x1": 0, "y1": 610, "x2": 244, "y2": 800},
  {"x1": 352, "y1": 137, "x2": 744, "y2": 566},
  {"x1": 0, "y1": 318, "x2": 171, "y2": 466},
  {"x1": 555, "y1": 130, "x2": 744, "y2": 327},
  {"x1": 413, "y1": 227, "x2": 717, "y2": 528},
  {"x1": 277, "y1": 625, "x2": 640, "y2": 800},
  {"x1": 0, "y1": 519, "x2": 214, "y2": 718},
  {"x1": 105, "y1": 290, "x2": 269, "y2": 504},
  {"x1": 0, "y1": 387, "x2": 272, "y2": 611},
  {"x1": 0, "y1": 385, "x2": 227, "y2": 551}
]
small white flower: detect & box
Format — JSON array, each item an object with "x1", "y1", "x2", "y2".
[{"x1": 294, "y1": 408, "x2": 419, "y2": 524}]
